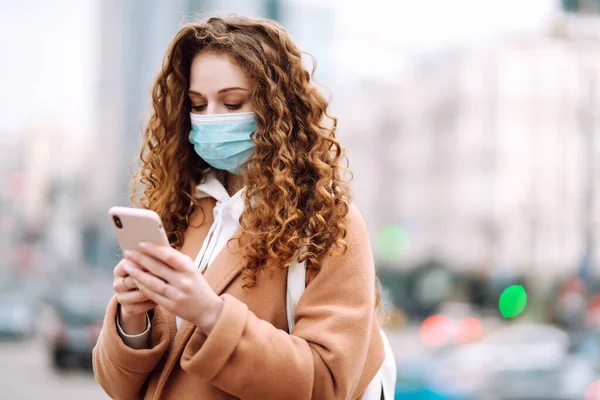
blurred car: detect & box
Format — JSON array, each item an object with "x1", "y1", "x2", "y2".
[
  {"x1": 395, "y1": 356, "x2": 474, "y2": 400},
  {"x1": 48, "y1": 271, "x2": 113, "y2": 370},
  {"x1": 0, "y1": 273, "x2": 50, "y2": 338},
  {"x1": 0, "y1": 292, "x2": 36, "y2": 338},
  {"x1": 435, "y1": 323, "x2": 594, "y2": 399}
]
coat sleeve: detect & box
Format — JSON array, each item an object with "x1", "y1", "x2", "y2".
[
  {"x1": 116, "y1": 312, "x2": 152, "y2": 350},
  {"x1": 92, "y1": 296, "x2": 171, "y2": 400},
  {"x1": 180, "y1": 204, "x2": 381, "y2": 399}
]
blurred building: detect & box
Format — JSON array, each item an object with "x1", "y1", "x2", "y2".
[
  {"x1": 280, "y1": 0, "x2": 335, "y2": 84},
  {"x1": 22, "y1": 128, "x2": 55, "y2": 227},
  {"x1": 0, "y1": 124, "x2": 88, "y2": 275},
  {"x1": 0, "y1": 133, "x2": 25, "y2": 275},
  {"x1": 338, "y1": 10, "x2": 600, "y2": 282}
]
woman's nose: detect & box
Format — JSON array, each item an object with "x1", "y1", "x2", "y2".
[{"x1": 205, "y1": 103, "x2": 219, "y2": 115}]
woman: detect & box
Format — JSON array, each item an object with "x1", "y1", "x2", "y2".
[{"x1": 93, "y1": 16, "x2": 385, "y2": 400}]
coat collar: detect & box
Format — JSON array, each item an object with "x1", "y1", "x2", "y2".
[{"x1": 194, "y1": 169, "x2": 245, "y2": 224}]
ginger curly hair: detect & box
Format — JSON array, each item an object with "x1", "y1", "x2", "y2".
[{"x1": 131, "y1": 16, "x2": 352, "y2": 286}]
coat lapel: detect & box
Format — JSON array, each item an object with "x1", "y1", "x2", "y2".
[
  {"x1": 202, "y1": 226, "x2": 246, "y2": 295},
  {"x1": 179, "y1": 198, "x2": 246, "y2": 296}
]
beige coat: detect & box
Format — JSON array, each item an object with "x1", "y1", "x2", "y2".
[{"x1": 93, "y1": 201, "x2": 385, "y2": 399}]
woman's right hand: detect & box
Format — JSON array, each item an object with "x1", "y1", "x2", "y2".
[{"x1": 113, "y1": 259, "x2": 157, "y2": 334}]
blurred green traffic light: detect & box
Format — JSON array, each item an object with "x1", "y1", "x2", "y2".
[
  {"x1": 375, "y1": 225, "x2": 408, "y2": 262},
  {"x1": 498, "y1": 285, "x2": 527, "y2": 318}
]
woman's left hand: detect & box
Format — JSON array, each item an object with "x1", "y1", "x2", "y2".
[{"x1": 123, "y1": 242, "x2": 224, "y2": 335}]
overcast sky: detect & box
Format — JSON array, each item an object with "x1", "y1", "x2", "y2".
[
  {"x1": 0, "y1": 0, "x2": 557, "y2": 136},
  {"x1": 0, "y1": 0, "x2": 97, "y2": 135}
]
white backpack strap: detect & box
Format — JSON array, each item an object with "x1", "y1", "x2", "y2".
[
  {"x1": 379, "y1": 329, "x2": 397, "y2": 400},
  {"x1": 285, "y1": 252, "x2": 397, "y2": 400},
  {"x1": 286, "y1": 257, "x2": 306, "y2": 333}
]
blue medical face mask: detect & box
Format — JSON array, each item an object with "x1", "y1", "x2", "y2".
[{"x1": 188, "y1": 112, "x2": 257, "y2": 175}]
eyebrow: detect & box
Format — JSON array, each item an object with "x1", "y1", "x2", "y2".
[{"x1": 188, "y1": 87, "x2": 249, "y2": 96}]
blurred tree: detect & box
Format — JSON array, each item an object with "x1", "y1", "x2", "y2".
[
  {"x1": 563, "y1": 0, "x2": 600, "y2": 13},
  {"x1": 562, "y1": 0, "x2": 579, "y2": 12},
  {"x1": 378, "y1": 259, "x2": 455, "y2": 319},
  {"x1": 377, "y1": 266, "x2": 411, "y2": 311},
  {"x1": 463, "y1": 271, "x2": 489, "y2": 310},
  {"x1": 265, "y1": 0, "x2": 281, "y2": 21},
  {"x1": 82, "y1": 225, "x2": 100, "y2": 268}
]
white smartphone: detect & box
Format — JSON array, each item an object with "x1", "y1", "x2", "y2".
[{"x1": 108, "y1": 206, "x2": 170, "y2": 255}]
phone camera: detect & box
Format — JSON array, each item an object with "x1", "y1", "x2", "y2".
[{"x1": 113, "y1": 215, "x2": 123, "y2": 229}]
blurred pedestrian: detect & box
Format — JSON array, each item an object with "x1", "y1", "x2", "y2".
[{"x1": 93, "y1": 16, "x2": 388, "y2": 399}]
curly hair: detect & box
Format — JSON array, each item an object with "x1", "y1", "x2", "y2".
[{"x1": 131, "y1": 16, "x2": 352, "y2": 287}]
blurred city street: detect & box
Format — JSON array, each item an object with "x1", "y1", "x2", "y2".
[
  {"x1": 0, "y1": 338, "x2": 106, "y2": 400},
  {"x1": 5, "y1": 0, "x2": 600, "y2": 398}
]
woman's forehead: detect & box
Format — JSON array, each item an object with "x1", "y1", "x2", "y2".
[{"x1": 189, "y1": 52, "x2": 250, "y2": 94}]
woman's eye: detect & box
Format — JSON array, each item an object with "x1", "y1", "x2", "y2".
[
  {"x1": 192, "y1": 105, "x2": 207, "y2": 111},
  {"x1": 225, "y1": 103, "x2": 243, "y2": 110}
]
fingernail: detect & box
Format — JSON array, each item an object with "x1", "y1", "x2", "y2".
[
  {"x1": 133, "y1": 279, "x2": 140, "y2": 285},
  {"x1": 124, "y1": 250, "x2": 134, "y2": 259},
  {"x1": 124, "y1": 263, "x2": 133, "y2": 273},
  {"x1": 138, "y1": 241, "x2": 149, "y2": 249}
]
